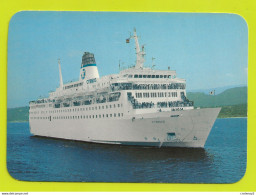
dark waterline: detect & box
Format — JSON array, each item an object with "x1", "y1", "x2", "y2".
[{"x1": 7, "y1": 118, "x2": 247, "y2": 183}]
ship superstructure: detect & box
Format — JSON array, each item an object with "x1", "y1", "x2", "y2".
[{"x1": 29, "y1": 29, "x2": 220, "y2": 148}]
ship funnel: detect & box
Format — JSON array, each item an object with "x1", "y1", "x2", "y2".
[{"x1": 79, "y1": 52, "x2": 100, "y2": 81}]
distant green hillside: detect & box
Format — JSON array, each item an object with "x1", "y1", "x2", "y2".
[
  {"x1": 218, "y1": 104, "x2": 247, "y2": 118},
  {"x1": 7, "y1": 106, "x2": 29, "y2": 122},
  {"x1": 187, "y1": 87, "x2": 247, "y2": 108}
]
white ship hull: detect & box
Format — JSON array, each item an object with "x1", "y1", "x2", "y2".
[
  {"x1": 29, "y1": 29, "x2": 221, "y2": 148},
  {"x1": 29, "y1": 107, "x2": 220, "y2": 148}
]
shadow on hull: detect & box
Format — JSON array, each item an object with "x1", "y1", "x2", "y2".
[{"x1": 31, "y1": 135, "x2": 212, "y2": 163}]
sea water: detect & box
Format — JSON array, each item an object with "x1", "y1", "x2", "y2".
[{"x1": 7, "y1": 118, "x2": 247, "y2": 183}]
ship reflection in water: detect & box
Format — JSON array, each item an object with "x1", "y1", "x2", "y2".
[{"x1": 7, "y1": 118, "x2": 246, "y2": 183}]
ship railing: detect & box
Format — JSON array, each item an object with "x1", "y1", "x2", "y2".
[
  {"x1": 127, "y1": 92, "x2": 193, "y2": 109},
  {"x1": 73, "y1": 101, "x2": 81, "y2": 106},
  {"x1": 36, "y1": 99, "x2": 45, "y2": 104},
  {"x1": 108, "y1": 92, "x2": 121, "y2": 102},
  {"x1": 96, "y1": 97, "x2": 107, "y2": 104},
  {"x1": 83, "y1": 100, "x2": 92, "y2": 105},
  {"x1": 134, "y1": 102, "x2": 155, "y2": 109},
  {"x1": 54, "y1": 103, "x2": 60, "y2": 108},
  {"x1": 127, "y1": 92, "x2": 155, "y2": 109},
  {"x1": 133, "y1": 100, "x2": 193, "y2": 109},
  {"x1": 56, "y1": 99, "x2": 63, "y2": 103},
  {"x1": 63, "y1": 103, "x2": 70, "y2": 107},
  {"x1": 111, "y1": 83, "x2": 185, "y2": 92},
  {"x1": 156, "y1": 101, "x2": 194, "y2": 108},
  {"x1": 30, "y1": 98, "x2": 57, "y2": 105},
  {"x1": 132, "y1": 83, "x2": 186, "y2": 90},
  {"x1": 111, "y1": 83, "x2": 133, "y2": 91}
]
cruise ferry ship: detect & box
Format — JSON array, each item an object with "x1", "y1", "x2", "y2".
[{"x1": 29, "y1": 29, "x2": 220, "y2": 148}]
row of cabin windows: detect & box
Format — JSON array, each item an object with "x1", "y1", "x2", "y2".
[
  {"x1": 30, "y1": 113, "x2": 124, "y2": 120},
  {"x1": 124, "y1": 74, "x2": 174, "y2": 79},
  {"x1": 50, "y1": 103, "x2": 122, "y2": 113},
  {"x1": 31, "y1": 103, "x2": 123, "y2": 114},
  {"x1": 135, "y1": 92, "x2": 178, "y2": 98}
]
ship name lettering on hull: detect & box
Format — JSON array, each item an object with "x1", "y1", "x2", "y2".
[{"x1": 152, "y1": 120, "x2": 165, "y2": 123}]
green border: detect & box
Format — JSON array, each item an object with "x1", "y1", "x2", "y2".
[{"x1": 1, "y1": 0, "x2": 256, "y2": 192}]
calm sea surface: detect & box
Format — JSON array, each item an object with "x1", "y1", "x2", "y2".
[{"x1": 7, "y1": 118, "x2": 247, "y2": 183}]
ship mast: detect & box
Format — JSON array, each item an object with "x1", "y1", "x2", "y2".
[
  {"x1": 129, "y1": 28, "x2": 145, "y2": 69},
  {"x1": 58, "y1": 58, "x2": 64, "y2": 90}
]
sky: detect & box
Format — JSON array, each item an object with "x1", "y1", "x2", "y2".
[{"x1": 7, "y1": 12, "x2": 248, "y2": 108}]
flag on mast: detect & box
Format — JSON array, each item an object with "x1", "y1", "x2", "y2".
[{"x1": 209, "y1": 90, "x2": 215, "y2": 95}]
